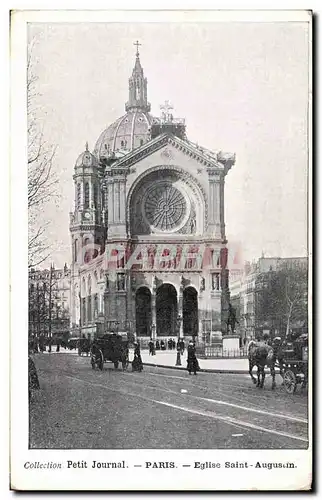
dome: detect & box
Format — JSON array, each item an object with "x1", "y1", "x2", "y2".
[
  {"x1": 75, "y1": 143, "x2": 98, "y2": 167},
  {"x1": 93, "y1": 110, "x2": 157, "y2": 158}
]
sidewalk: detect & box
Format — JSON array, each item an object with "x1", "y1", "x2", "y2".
[
  {"x1": 139, "y1": 350, "x2": 250, "y2": 374},
  {"x1": 38, "y1": 347, "x2": 276, "y2": 374}
]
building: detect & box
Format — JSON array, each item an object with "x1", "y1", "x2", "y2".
[
  {"x1": 29, "y1": 264, "x2": 71, "y2": 338},
  {"x1": 230, "y1": 257, "x2": 308, "y2": 341},
  {"x1": 69, "y1": 45, "x2": 236, "y2": 342}
]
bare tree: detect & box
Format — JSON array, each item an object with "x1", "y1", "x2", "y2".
[
  {"x1": 256, "y1": 266, "x2": 308, "y2": 338},
  {"x1": 28, "y1": 39, "x2": 58, "y2": 267}
]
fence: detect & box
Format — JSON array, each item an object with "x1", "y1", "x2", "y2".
[{"x1": 203, "y1": 346, "x2": 248, "y2": 359}]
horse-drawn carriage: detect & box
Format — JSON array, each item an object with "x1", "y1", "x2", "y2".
[
  {"x1": 248, "y1": 333, "x2": 308, "y2": 393},
  {"x1": 90, "y1": 333, "x2": 129, "y2": 371},
  {"x1": 277, "y1": 333, "x2": 308, "y2": 394}
]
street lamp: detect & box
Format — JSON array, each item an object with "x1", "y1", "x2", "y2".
[{"x1": 176, "y1": 315, "x2": 182, "y2": 366}]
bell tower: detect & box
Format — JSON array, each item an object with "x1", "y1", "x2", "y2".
[
  {"x1": 125, "y1": 41, "x2": 151, "y2": 112},
  {"x1": 69, "y1": 142, "x2": 107, "y2": 329}
]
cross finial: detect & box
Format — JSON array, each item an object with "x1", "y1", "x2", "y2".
[
  {"x1": 85, "y1": 141, "x2": 89, "y2": 151},
  {"x1": 160, "y1": 100, "x2": 174, "y2": 122},
  {"x1": 134, "y1": 40, "x2": 141, "y2": 57}
]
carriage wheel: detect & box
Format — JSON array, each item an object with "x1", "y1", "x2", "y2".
[
  {"x1": 284, "y1": 369, "x2": 297, "y2": 394},
  {"x1": 114, "y1": 361, "x2": 119, "y2": 369},
  {"x1": 98, "y1": 350, "x2": 104, "y2": 371}
]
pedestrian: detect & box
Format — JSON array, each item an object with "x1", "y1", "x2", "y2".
[
  {"x1": 48, "y1": 338, "x2": 52, "y2": 353},
  {"x1": 39, "y1": 335, "x2": 45, "y2": 353},
  {"x1": 180, "y1": 338, "x2": 185, "y2": 355},
  {"x1": 168, "y1": 339, "x2": 172, "y2": 350},
  {"x1": 160, "y1": 340, "x2": 165, "y2": 351},
  {"x1": 148, "y1": 338, "x2": 154, "y2": 356},
  {"x1": 172, "y1": 339, "x2": 176, "y2": 350},
  {"x1": 56, "y1": 339, "x2": 60, "y2": 352},
  {"x1": 132, "y1": 342, "x2": 143, "y2": 372},
  {"x1": 187, "y1": 340, "x2": 199, "y2": 375},
  {"x1": 156, "y1": 340, "x2": 160, "y2": 350}
]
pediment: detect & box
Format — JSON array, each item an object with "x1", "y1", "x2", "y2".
[{"x1": 110, "y1": 133, "x2": 234, "y2": 173}]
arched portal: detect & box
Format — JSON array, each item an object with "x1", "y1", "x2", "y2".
[
  {"x1": 135, "y1": 287, "x2": 152, "y2": 336},
  {"x1": 183, "y1": 287, "x2": 198, "y2": 337},
  {"x1": 156, "y1": 284, "x2": 178, "y2": 336}
]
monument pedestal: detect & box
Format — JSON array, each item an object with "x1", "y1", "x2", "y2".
[{"x1": 222, "y1": 335, "x2": 240, "y2": 351}]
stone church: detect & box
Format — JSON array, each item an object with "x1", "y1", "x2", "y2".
[{"x1": 69, "y1": 45, "x2": 235, "y2": 343}]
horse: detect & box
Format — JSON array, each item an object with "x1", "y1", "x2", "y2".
[{"x1": 248, "y1": 340, "x2": 276, "y2": 390}]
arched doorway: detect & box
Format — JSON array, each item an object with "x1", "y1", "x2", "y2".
[
  {"x1": 156, "y1": 284, "x2": 178, "y2": 336},
  {"x1": 135, "y1": 287, "x2": 152, "y2": 336},
  {"x1": 183, "y1": 287, "x2": 198, "y2": 337}
]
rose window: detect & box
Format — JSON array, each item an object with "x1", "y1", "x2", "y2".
[{"x1": 143, "y1": 183, "x2": 187, "y2": 231}]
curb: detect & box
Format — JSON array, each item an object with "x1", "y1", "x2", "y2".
[
  {"x1": 142, "y1": 362, "x2": 280, "y2": 375},
  {"x1": 142, "y1": 362, "x2": 250, "y2": 375}
]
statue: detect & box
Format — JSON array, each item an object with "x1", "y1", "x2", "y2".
[
  {"x1": 200, "y1": 276, "x2": 205, "y2": 292},
  {"x1": 190, "y1": 216, "x2": 196, "y2": 233},
  {"x1": 227, "y1": 303, "x2": 238, "y2": 334}
]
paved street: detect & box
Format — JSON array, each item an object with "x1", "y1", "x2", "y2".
[{"x1": 29, "y1": 353, "x2": 308, "y2": 450}]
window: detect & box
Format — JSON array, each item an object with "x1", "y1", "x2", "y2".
[
  {"x1": 121, "y1": 140, "x2": 124, "y2": 148},
  {"x1": 140, "y1": 139, "x2": 144, "y2": 146},
  {"x1": 93, "y1": 183, "x2": 98, "y2": 208},
  {"x1": 84, "y1": 182, "x2": 89, "y2": 208},
  {"x1": 81, "y1": 297, "x2": 86, "y2": 325},
  {"x1": 87, "y1": 296, "x2": 92, "y2": 323},
  {"x1": 94, "y1": 294, "x2": 98, "y2": 318},
  {"x1": 74, "y1": 239, "x2": 78, "y2": 263}
]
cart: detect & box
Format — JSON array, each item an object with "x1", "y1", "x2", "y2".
[
  {"x1": 90, "y1": 333, "x2": 129, "y2": 371},
  {"x1": 278, "y1": 334, "x2": 308, "y2": 394}
]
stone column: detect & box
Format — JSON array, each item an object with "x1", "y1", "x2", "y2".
[
  {"x1": 220, "y1": 179, "x2": 226, "y2": 240},
  {"x1": 113, "y1": 181, "x2": 121, "y2": 222},
  {"x1": 151, "y1": 294, "x2": 156, "y2": 339},
  {"x1": 151, "y1": 278, "x2": 157, "y2": 339},
  {"x1": 207, "y1": 170, "x2": 222, "y2": 239},
  {"x1": 107, "y1": 181, "x2": 114, "y2": 224},
  {"x1": 178, "y1": 283, "x2": 183, "y2": 338},
  {"x1": 107, "y1": 170, "x2": 127, "y2": 238},
  {"x1": 119, "y1": 181, "x2": 126, "y2": 223}
]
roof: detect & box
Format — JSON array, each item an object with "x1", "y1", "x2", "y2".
[{"x1": 93, "y1": 110, "x2": 157, "y2": 158}]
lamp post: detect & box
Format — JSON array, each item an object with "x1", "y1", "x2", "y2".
[{"x1": 176, "y1": 315, "x2": 182, "y2": 366}]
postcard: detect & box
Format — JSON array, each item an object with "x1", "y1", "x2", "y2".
[{"x1": 10, "y1": 8, "x2": 312, "y2": 491}]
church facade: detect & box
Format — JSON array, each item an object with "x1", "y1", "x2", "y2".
[{"x1": 69, "y1": 46, "x2": 235, "y2": 343}]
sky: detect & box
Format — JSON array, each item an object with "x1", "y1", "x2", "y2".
[{"x1": 28, "y1": 20, "x2": 309, "y2": 269}]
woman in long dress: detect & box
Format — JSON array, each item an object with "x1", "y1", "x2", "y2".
[
  {"x1": 132, "y1": 342, "x2": 143, "y2": 372},
  {"x1": 187, "y1": 341, "x2": 199, "y2": 375}
]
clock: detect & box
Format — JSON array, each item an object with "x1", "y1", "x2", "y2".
[{"x1": 84, "y1": 212, "x2": 91, "y2": 220}]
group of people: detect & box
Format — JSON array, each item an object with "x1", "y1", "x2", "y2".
[
  {"x1": 29, "y1": 335, "x2": 63, "y2": 354},
  {"x1": 147, "y1": 337, "x2": 199, "y2": 375},
  {"x1": 148, "y1": 338, "x2": 187, "y2": 356}
]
